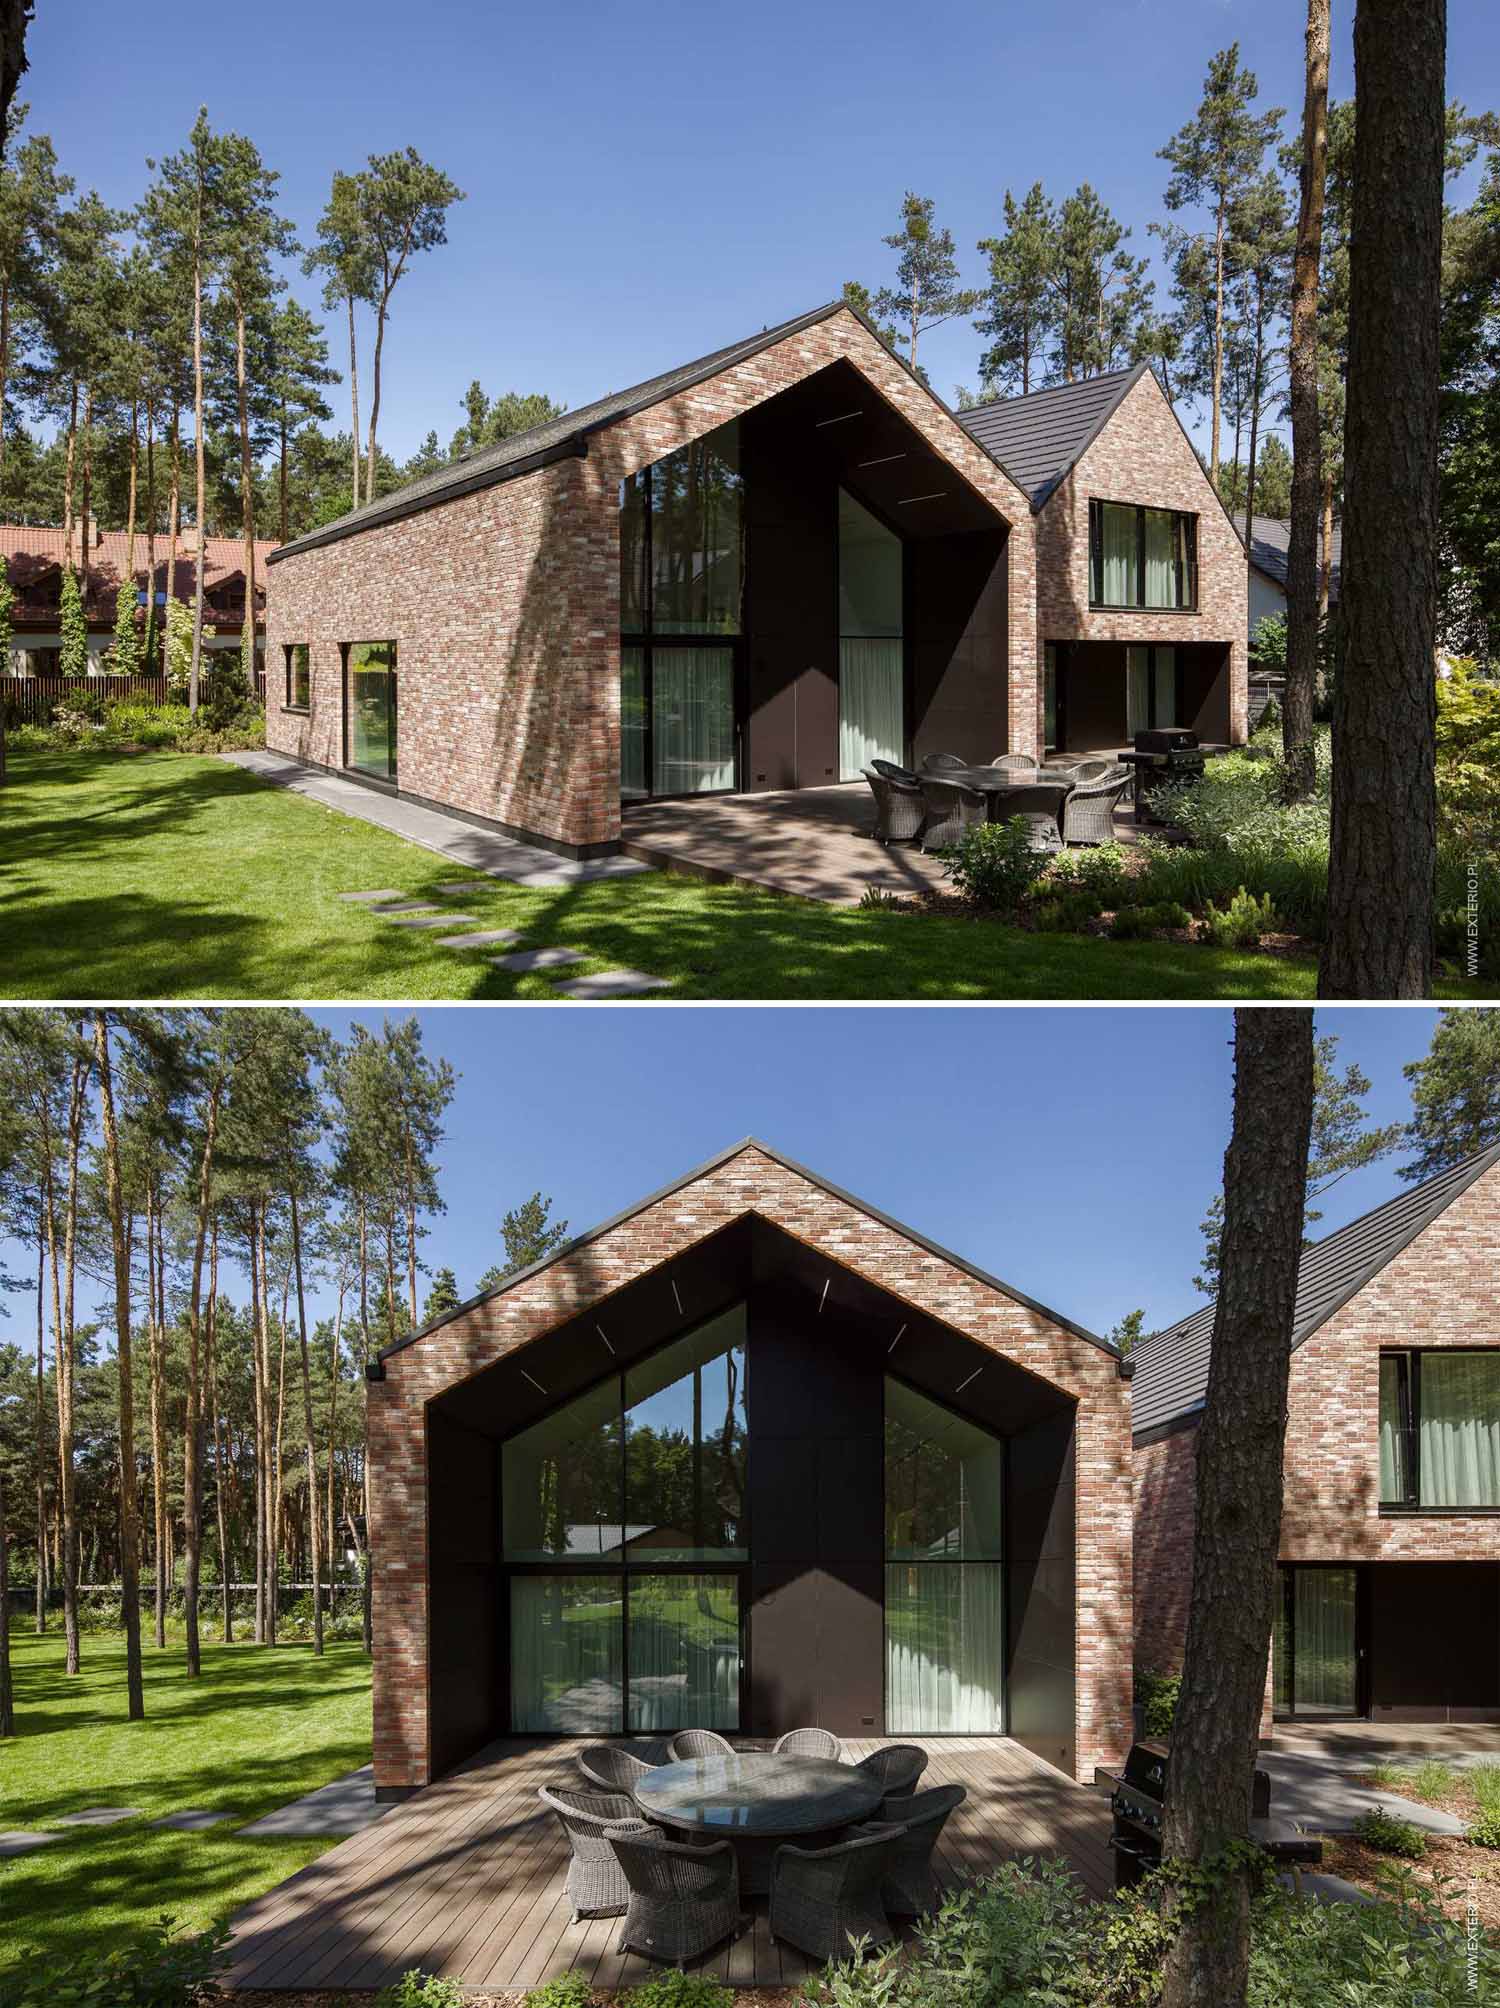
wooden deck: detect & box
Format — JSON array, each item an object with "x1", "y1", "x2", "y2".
[{"x1": 224, "y1": 1737, "x2": 1113, "y2": 1994}]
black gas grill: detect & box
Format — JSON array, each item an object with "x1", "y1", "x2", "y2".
[
  {"x1": 1099, "y1": 1739, "x2": 1322, "y2": 1890},
  {"x1": 1121, "y1": 729, "x2": 1206, "y2": 823}
]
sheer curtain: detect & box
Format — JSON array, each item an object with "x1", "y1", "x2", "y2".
[
  {"x1": 1126, "y1": 647, "x2": 1151, "y2": 737},
  {"x1": 1101, "y1": 504, "x2": 1139, "y2": 606},
  {"x1": 1151, "y1": 646, "x2": 1177, "y2": 728},
  {"x1": 1420, "y1": 1354, "x2": 1500, "y2": 1507},
  {"x1": 626, "y1": 1576, "x2": 740, "y2": 1732},
  {"x1": 839, "y1": 638, "x2": 904, "y2": 779},
  {"x1": 1378, "y1": 1356, "x2": 1409, "y2": 1502},
  {"x1": 621, "y1": 647, "x2": 647, "y2": 797},
  {"x1": 1143, "y1": 509, "x2": 1177, "y2": 608},
  {"x1": 885, "y1": 1564, "x2": 1004, "y2": 1733},
  {"x1": 510, "y1": 1578, "x2": 623, "y2": 1733},
  {"x1": 1293, "y1": 1569, "x2": 1356, "y2": 1713},
  {"x1": 653, "y1": 647, "x2": 735, "y2": 794}
]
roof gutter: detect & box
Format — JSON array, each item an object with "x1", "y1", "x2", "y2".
[{"x1": 267, "y1": 434, "x2": 589, "y2": 563}]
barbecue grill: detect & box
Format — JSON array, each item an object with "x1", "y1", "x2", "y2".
[
  {"x1": 1099, "y1": 1739, "x2": 1322, "y2": 1891},
  {"x1": 1120, "y1": 729, "x2": 1206, "y2": 823}
]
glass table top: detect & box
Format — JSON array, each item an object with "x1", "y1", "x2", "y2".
[{"x1": 633, "y1": 1753, "x2": 884, "y2": 1834}]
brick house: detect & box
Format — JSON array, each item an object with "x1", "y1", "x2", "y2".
[
  {"x1": 959, "y1": 363, "x2": 1247, "y2": 753},
  {"x1": 363, "y1": 1138, "x2": 1134, "y2": 1797},
  {"x1": 1132, "y1": 1145, "x2": 1500, "y2": 1725},
  {"x1": 265, "y1": 303, "x2": 1246, "y2": 857},
  {"x1": 1, "y1": 523, "x2": 274, "y2": 676}
]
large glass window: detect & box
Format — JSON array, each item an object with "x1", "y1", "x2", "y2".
[
  {"x1": 838, "y1": 490, "x2": 904, "y2": 780},
  {"x1": 1126, "y1": 644, "x2": 1178, "y2": 735},
  {"x1": 884, "y1": 1378, "x2": 1004, "y2": 1733},
  {"x1": 651, "y1": 647, "x2": 736, "y2": 795},
  {"x1": 1275, "y1": 1566, "x2": 1358, "y2": 1716},
  {"x1": 284, "y1": 642, "x2": 310, "y2": 711},
  {"x1": 346, "y1": 640, "x2": 396, "y2": 780},
  {"x1": 502, "y1": 1308, "x2": 747, "y2": 1731},
  {"x1": 1089, "y1": 501, "x2": 1197, "y2": 610},
  {"x1": 1381, "y1": 1350, "x2": 1500, "y2": 1509}
]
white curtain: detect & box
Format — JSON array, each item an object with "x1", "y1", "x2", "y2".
[
  {"x1": 1143, "y1": 509, "x2": 1178, "y2": 608},
  {"x1": 840, "y1": 637, "x2": 904, "y2": 780},
  {"x1": 510, "y1": 1578, "x2": 623, "y2": 1733},
  {"x1": 626, "y1": 1576, "x2": 740, "y2": 1732},
  {"x1": 1126, "y1": 647, "x2": 1151, "y2": 737},
  {"x1": 653, "y1": 647, "x2": 735, "y2": 794},
  {"x1": 621, "y1": 646, "x2": 647, "y2": 797},
  {"x1": 1379, "y1": 1356, "x2": 1409, "y2": 1503},
  {"x1": 1293, "y1": 1569, "x2": 1357, "y2": 1713},
  {"x1": 1151, "y1": 646, "x2": 1177, "y2": 728},
  {"x1": 1101, "y1": 504, "x2": 1138, "y2": 606},
  {"x1": 885, "y1": 1564, "x2": 1004, "y2": 1734},
  {"x1": 1420, "y1": 1354, "x2": 1500, "y2": 1507}
]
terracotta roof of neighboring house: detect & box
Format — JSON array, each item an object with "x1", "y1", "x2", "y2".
[
  {"x1": 954, "y1": 365, "x2": 1149, "y2": 510},
  {"x1": 0, "y1": 525, "x2": 278, "y2": 613},
  {"x1": 1241, "y1": 514, "x2": 1342, "y2": 601},
  {"x1": 272, "y1": 299, "x2": 1035, "y2": 563},
  {"x1": 1130, "y1": 1143, "x2": 1500, "y2": 1438}
]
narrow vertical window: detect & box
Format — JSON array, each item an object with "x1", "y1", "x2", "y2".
[{"x1": 284, "y1": 642, "x2": 310, "y2": 710}]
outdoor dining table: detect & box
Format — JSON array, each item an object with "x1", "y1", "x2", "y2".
[
  {"x1": 934, "y1": 767, "x2": 1077, "y2": 825},
  {"x1": 632, "y1": 1751, "x2": 884, "y2": 1896}
]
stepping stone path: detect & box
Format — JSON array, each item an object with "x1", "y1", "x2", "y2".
[
  {"x1": 238, "y1": 1765, "x2": 388, "y2": 1839},
  {"x1": 55, "y1": 1807, "x2": 140, "y2": 1826},
  {"x1": 339, "y1": 891, "x2": 673, "y2": 999},
  {"x1": 151, "y1": 1810, "x2": 236, "y2": 1831},
  {"x1": 0, "y1": 1831, "x2": 59, "y2": 1856}
]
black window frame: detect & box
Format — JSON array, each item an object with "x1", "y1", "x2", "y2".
[
  {"x1": 340, "y1": 638, "x2": 398, "y2": 785},
  {"x1": 1379, "y1": 1346, "x2": 1500, "y2": 1516},
  {"x1": 1088, "y1": 498, "x2": 1199, "y2": 612},
  {"x1": 283, "y1": 641, "x2": 310, "y2": 713}
]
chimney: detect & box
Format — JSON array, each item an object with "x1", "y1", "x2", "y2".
[{"x1": 180, "y1": 524, "x2": 202, "y2": 554}]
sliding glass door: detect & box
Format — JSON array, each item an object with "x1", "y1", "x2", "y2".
[
  {"x1": 1275, "y1": 1566, "x2": 1361, "y2": 1716},
  {"x1": 346, "y1": 640, "x2": 397, "y2": 781},
  {"x1": 652, "y1": 646, "x2": 736, "y2": 795},
  {"x1": 838, "y1": 490, "x2": 904, "y2": 779}
]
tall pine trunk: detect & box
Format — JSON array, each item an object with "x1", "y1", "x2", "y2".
[
  {"x1": 1319, "y1": 473, "x2": 1335, "y2": 619},
  {"x1": 1210, "y1": 196, "x2": 1226, "y2": 488},
  {"x1": 1159, "y1": 1012, "x2": 1314, "y2": 2008},
  {"x1": 143, "y1": 401, "x2": 158, "y2": 673},
  {"x1": 249, "y1": 1204, "x2": 268, "y2": 1644},
  {"x1": 34, "y1": 1227, "x2": 46, "y2": 1633},
  {"x1": 289, "y1": 1191, "x2": 323, "y2": 1655},
  {"x1": 365, "y1": 293, "x2": 387, "y2": 506},
  {"x1": 1283, "y1": 0, "x2": 1330, "y2": 802},
  {"x1": 54, "y1": 1053, "x2": 86, "y2": 1674},
  {"x1": 62, "y1": 380, "x2": 76, "y2": 573},
  {"x1": 148, "y1": 1184, "x2": 168, "y2": 1649},
  {"x1": 1320, "y1": 0, "x2": 1444, "y2": 998},
  {"x1": 94, "y1": 1016, "x2": 145, "y2": 1722},
  {"x1": 80, "y1": 384, "x2": 93, "y2": 611},
  {"x1": 182, "y1": 1088, "x2": 220, "y2": 1678},
  {"x1": 234, "y1": 291, "x2": 257, "y2": 687},
  {"x1": 190, "y1": 176, "x2": 206, "y2": 717},
  {"x1": 347, "y1": 292, "x2": 361, "y2": 508},
  {"x1": 123, "y1": 400, "x2": 139, "y2": 663},
  {"x1": 270, "y1": 1295, "x2": 287, "y2": 1646},
  {"x1": 165, "y1": 406, "x2": 181, "y2": 680},
  {"x1": 206, "y1": 1219, "x2": 233, "y2": 1643}
]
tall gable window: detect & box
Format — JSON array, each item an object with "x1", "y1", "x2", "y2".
[
  {"x1": 1380, "y1": 1350, "x2": 1500, "y2": 1509},
  {"x1": 1089, "y1": 500, "x2": 1197, "y2": 611},
  {"x1": 284, "y1": 643, "x2": 310, "y2": 711}
]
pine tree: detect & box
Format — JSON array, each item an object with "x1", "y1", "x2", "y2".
[
  {"x1": 476, "y1": 1192, "x2": 569, "y2": 1295},
  {"x1": 872, "y1": 192, "x2": 979, "y2": 375},
  {"x1": 58, "y1": 563, "x2": 86, "y2": 674},
  {"x1": 304, "y1": 171, "x2": 377, "y2": 512},
  {"x1": 421, "y1": 1266, "x2": 459, "y2": 1322},
  {"x1": 975, "y1": 183, "x2": 1058, "y2": 396}
]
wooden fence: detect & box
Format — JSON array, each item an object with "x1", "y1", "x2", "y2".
[{"x1": 1, "y1": 669, "x2": 266, "y2": 726}]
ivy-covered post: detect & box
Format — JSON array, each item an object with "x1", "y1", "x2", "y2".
[
  {"x1": 58, "y1": 567, "x2": 88, "y2": 677},
  {"x1": 110, "y1": 577, "x2": 139, "y2": 678},
  {"x1": 0, "y1": 554, "x2": 12, "y2": 785}
]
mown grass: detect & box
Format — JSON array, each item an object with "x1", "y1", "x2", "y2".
[
  {"x1": 0, "y1": 1629, "x2": 372, "y2": 1971},
  {"x1": 0, "y1": 746, "x2": 1358, "y2": 1000}
]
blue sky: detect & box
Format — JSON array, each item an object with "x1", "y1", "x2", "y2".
[
  {"x1": 0, "y1": 1005, "x2": 1452, "y2": 1352},
  {"x1": 30, "y1": 0, "x2": 1499, "y2": 467}
]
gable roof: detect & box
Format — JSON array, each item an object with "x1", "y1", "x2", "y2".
[
  {"x1": 373, "y1": 1136, "x2": 1121, "y2": 1371},
  {"x1": 1130, "y1": 1143, "x2": 1500, "y2": 1437},
  {"x1": 954, "y1": 364, "x2": 1147, "y2": 510},
  {"x1": 1242, "y1": 514, "x2": 1343, "y2": 597},
  {"x1": 1, "y1": 525, "x2": 276, "y2": 606},
  {"x1": 273, "y1": 300, "x2": 1016, "y2": 564}
]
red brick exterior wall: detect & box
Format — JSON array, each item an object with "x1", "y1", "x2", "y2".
[
  {"x1": 368, "y1": 1145, "x2": 1134, "y2": 1791},
  {"x1": 266, "y1": 309, "x2": 1039, "y2": 853},
  {"x1": 1131, "y1": 1160, "x2": 1500, "y2": 1696},
  {"x1": 1035, "y1": 371, "x2": 1249, "y2": 745}
]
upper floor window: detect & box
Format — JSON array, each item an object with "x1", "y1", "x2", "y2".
[
  {"x1": 1089, "y1": 500, "x2": 1197, "y2": 611},
  {"x1": 620, "y1": 418, "x2": 744, "y2": 636},
  {"x1": 284, "y1": 642, "x2": 310, "y2": 711},
  {"x1": 1380, "y1": 1350, "x2": 1500, "y2": 1509}
]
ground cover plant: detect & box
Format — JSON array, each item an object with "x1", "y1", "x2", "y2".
[
  {"x1": 0, "y1": 1630, "x2": 372, "y2": 1975},
  {"x1": 1, "y1": 746, "x2": 1354, "y2": 1001},
  {"x1": 4, "y1": 688, "x2": 265, "y2": 755},
  {"x1": 1323, "y1": 1761, "x2": 1500, "y2": 1929}
]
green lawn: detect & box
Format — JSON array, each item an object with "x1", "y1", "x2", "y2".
[
  {"x1": 0, "y1": 1630, "x2": 372, "y2": 1971},
  {"x1": 0, "y1": 744, "x2": 1384, "y2": 1000}
]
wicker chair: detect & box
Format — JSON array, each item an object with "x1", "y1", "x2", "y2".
[
  {"x1": 921, "y1": 751, "x2": 969, "y2": 774},
  {"x1": 852, "y1": 1744, "x2": 929, "y2": 1807},
  {"x1": 772, "y1": 1727, "x2": 844, "y2": 1762},
  {"x1": 871, "y1": 757, "x2": 921, "y2": 785},
  {"x1": 863, "y1": 768, "x2": 925, "y2": 846},
  {"x1": 988, "y1": 752, "x2": 1039, "y2": 773},
  {"x1": 865, "y1": 1784, "x2": 967, "y2": 1914},
  {"x1": 537, "y1": 1785, "x2": 639, "y2": 1920},
  {"x1": 919, "y1": 779, "x2": 985, "y2": 853},
  {"x1": 606, "y1": 1823, "x2": 743, "y2": 1965},
  {"x1": 768, "y1": 1828, "x2": 903, "y2": 1961},
  {"x1": 1064, "y1": 757, "x2": 1115, "y2": 787},
  {"x1": 666, "y1": 1728, "x2": 735, "y2": 1762},
  {"x1": 1017, "y1": 810, "x2": 1063, "y2": 855},
  {"x1": 1061, "y1": 763, "x2": 1131, "y2": 846},
  {"x1": 576, "y1": 1745, "x2": 657, "y2": 1794}
]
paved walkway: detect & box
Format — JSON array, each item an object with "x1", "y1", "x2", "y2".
[
  {"x1": 1258, "y1": 1751, "x2": 1465, "y2": 1836},
  {"x1": 239, "y1": 1765, "x2": 391, "y2": 1840}
]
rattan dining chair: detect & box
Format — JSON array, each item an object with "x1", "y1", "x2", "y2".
[
  {"x1": 871, "y1": 757, "x2": 921, "y2": 785},
  {"x1": 537, "y1": 1784, "x2": 638, "y2": 1920},
  {"x1": 576, "y1": 1745, "x2": 657, "y2": 1794},
  {"x1": 772, "y1": 1727, "x2": 844, "y2": 1762},
  {"x1": 919, "y1": 779, "x2": 985, "y2": 853},
  {"x1": 666, "y1": 1728, "x2": 735, "y2": 1762},
  {"x1": 768, "y1": 1827, "x2": 903, "y2": 1961},
  {"x1": 865, "y1": 1783, "x2": 967, "y2": 1914},
  {"x1": 921, "y1": 751, "x2": 969, "y2": 774},
  {"x1": 852, "y1": 1744, "x2": 929, "y2": 1806},
  {"x1": 863, "y1": 768, "x2": 925, "y2": 846},
  {"x1": 606, "y1": 1823, "x2": 743, "y2": 1965},
  {"x1": 1060, "y1": 763, "x2": 1131, "y2": 846},
  {"x1": 988, "y1": 752, "x2": 1039, "y2": 773}
]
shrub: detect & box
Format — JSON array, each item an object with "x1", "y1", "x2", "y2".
[
  {"x1": 1468, "y1": 1759, "x2": 1500, "y2": 1812},
  {"x1": 0, "y1": 1917, "x2": 229, "y2": 2007},
  {"x1": 621, "y1": 1973, "x2": 733, "y2": 2008},
  {"x1": 1110, "y1": 902, "x2": 1193, "y2": 940},
  {"x1": 1031, "y1": 893, "x2": 1100, "y2": 934},
  {"x1": 858, "y1": 885, "x2": 903, "y2": 911},
  {"x1": 374, "y1": 1972, "x2": 467, "y2": 2008},
  {"x1": 1202, "y1": 887, "x2": 1280, "y2": 948},
  {"x1": 526, "y1": 1976, "x2": 594, "y2": 2008},
  {"x1": 1354, "y1": 1807, "x2": 1427, "y2": 1858},
  {"x1": 1135, "y1": 1668, "x2": 1180, "y2": 1739},
  {"x1": 1406, "y1": 1759, "x2": 1457, "y2": 1802},
  {"x1": 1044, "y1": 840, "x2": 1131, "y2": 908},
  {"x1": 940, "y1": 817, "x2": 1050, "y2": 916}
]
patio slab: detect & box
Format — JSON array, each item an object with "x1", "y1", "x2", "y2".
[
  {"x1": 552, "y1": 970, "x2": 673, "y2": 998},
  {"x1": 54, "y1": 1806, "x2": 140, "y2": 1827},
  {"x1": 492, "y1": 946, "x2": 586, "y2": 973},
  {"x1": 0, "y1": 1831, "x2": 60, "y2": 1855},
  {"x1": 236, "y1": 1765, "x2": 388, "y2": 1841},
  {"x1": 433, "y1": 928, "x2": 526, "y2": 949},
  {"x1": 1257, "y1": 1752, "x2": 1464, "y2": 1836},
  {"x1": 369, "y1": 900, "x2": 440, "y2": 916},
  {"x1": 336, "y1": 889, "x2": 407, "y2": 904},
  {"x1": 151, "y1": 1809, "x2": 237, "y2": 1831},
  {"x1": 381, "y1": 912, "x2": 481, "y2": 930}
]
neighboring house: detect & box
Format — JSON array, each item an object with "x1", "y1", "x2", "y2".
[
  {"x1": 1132, "y1": 1145, "x2": 1500, "y2": 1726},
  {"x1": 364, "y1": 1138, "x2": 1133, "y2": 1795},
  {"x1": 1242, "y1": 514, "x2": 1342, "y2": 645},
  {"x1": 958, "y1": 365, "x2": 1247, "y2": 755},
  {"x1": 265, "y1": 303, "x2": 1248, "y2": 859},
  {"x1": 0, "y1": 523, "x2": 276, "y2": 676}
]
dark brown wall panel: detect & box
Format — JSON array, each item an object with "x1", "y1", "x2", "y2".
[
  {"x1": 1369, "y1": 1563, "x2": 1500, "y2": 1720},
  {"x1": 428, "y1": 1409, "x2": 500, "y2": 1775},
  {"x1": 1060, "y1": 643, "x2": 1127, "y2": 750},
  {"x1": 1181, "y1": 644, "x2": 1232, "y2": 742},
  {"x1": 1007, "y1": 1410, "x2": 1077, "y2": 1775},
  {"x1": 908, "y1": 529, "x2": 1009, "y2": 765}
]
